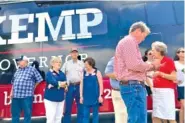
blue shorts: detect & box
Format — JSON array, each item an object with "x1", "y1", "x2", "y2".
[{"x1": 178, "y1": 86, "x2": 184, "y2": 100}]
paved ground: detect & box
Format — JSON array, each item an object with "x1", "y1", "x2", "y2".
[
  {"x1": 0, "y1": 113, "x2": 152, "y2": 123},
  {"x1": 0, "y1": 112, "x2": 179, "y2": 123}
]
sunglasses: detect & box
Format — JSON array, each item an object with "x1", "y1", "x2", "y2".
[{"x1": 148, "y1": 52, "x2": 152, "y2": 55}]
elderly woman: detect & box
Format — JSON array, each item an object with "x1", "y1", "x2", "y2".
[
  {"x1": 44, "y1": 56, "x2": 67, "y2": 123},
  {"x1": 80, "y1": 57, "x2": 103, "y2": 123},
  {"x1": 151, "y1": 41, "x2": 177, "y2": 123},
  {"x1": 174, "y1": 47, "x2": 185, "y2": 123}
]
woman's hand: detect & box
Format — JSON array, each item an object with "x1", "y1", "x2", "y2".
[
  {"x1": 153, "y1": 71, "x2": 162, "y2": 77},
  {"x1": 48, "y1": 84, "x2": 54, "y2": 89},
  {"x1": 98, "y1": 96, "x2": 103, "y2": 103},
  {"x1": 177, "y1": 80, "x2": 183, "y2": 84},
  {"x1": 59, "y1": 81, "x2": 67, "y2": 88},
  {"x1": 80, "y1": 97, "x2": 83, "y2": 104},
  {"x1": 64, "y1": 86, "x2": 68, "y2": 92}
]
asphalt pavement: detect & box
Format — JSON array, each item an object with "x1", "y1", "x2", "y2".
[
  {"x1": 1, "y1": 112, "x2": 180, "y2": 123},
  {"x1": 0, "y1": 113, "x2": 153, "y2": 123}
]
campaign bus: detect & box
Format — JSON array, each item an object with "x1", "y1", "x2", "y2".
[{"x1": 0, "y1": 1, "x2": 183, "y2": 120}]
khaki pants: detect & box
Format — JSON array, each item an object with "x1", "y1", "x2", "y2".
[{"x1": 112, "y1": 89, "x2": 128, "y2": 123}]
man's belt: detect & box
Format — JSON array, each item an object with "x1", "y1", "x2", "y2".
[
  {"x1": 69, "y1": 81, "x2": 80, "y2": 86},
  {"x1": 111, "y1": 87, "x2": 120, "y2": 91},
  {"x1": 120, "y1": 80, "x2": 145, "y2": 87}
]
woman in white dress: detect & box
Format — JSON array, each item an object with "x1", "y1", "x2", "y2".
[
  {"x1": 151, "y1": 41, "x2": 177, "y2": 123},
  {"x1": 174, "y1": 47, "x2": 184, "y2": 123}
]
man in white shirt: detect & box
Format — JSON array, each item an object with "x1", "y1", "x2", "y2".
[{"x1": 62, "y1": 48, "x2": 84, "y2": 123}]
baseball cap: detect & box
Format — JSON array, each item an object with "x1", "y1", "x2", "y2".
[
  {"x1": 70, "y1": 47, "x2": 78, "y2": 52},
  {"x1": 15, "y1": 55, "x2": 29, "y2": 62}
]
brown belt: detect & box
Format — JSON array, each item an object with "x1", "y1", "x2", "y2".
[
  {"x1": 112, "y1": 87, "x2": 120, "y2": 91},
  {"x1": 120, "y1": 80, "x2": 145, "y2": 87},
  {"x1": 69, "y1": 82, "x2": 80, "y2": 86}
]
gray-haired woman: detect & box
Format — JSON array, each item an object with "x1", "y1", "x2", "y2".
[{"x1": 151, "y1": 41, "x2": 177, "y2": 123}]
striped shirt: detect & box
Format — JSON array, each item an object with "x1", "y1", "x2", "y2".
[
  {"x1": 12, "y1": 66, "x2": 43, "y2": 98},
  {"x1": 114, "y1": 35, "x2": 152, "y2": 81}
]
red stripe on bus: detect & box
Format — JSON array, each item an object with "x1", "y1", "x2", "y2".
[{"x1": 0, "y1": 45, "x2": 100, "y2": 54}]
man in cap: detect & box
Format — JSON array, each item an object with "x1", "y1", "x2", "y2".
[
  {"x1": 62, "y1": 48, "x2": 84, "y2": 123},
  {"x1": 10, "y1": 55, "x2": 43, "y2": 123}
]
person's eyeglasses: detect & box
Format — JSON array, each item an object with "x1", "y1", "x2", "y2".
[
  {"x1": 55, "y1": 61, "x2": 62, "y2": 63},
  {"x1": 148, "y1": 53, "x2": 152, "y2": 55},
  {"x1": 178, "y1": 51, "x2": 185, "y2": 53}
]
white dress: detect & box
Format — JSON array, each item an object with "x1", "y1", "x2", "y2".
[{"x1": 152, "y1": 60, "x2": 176, "y2": 120}]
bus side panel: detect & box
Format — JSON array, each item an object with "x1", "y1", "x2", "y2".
[{"x1": 0, "y1": 85, "x2": 12, "y2": 119}]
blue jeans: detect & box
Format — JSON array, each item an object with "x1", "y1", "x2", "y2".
[
  {"x1": 11, "y1": 96, "x2": 33, "y2": 123},
  {"x1": 120, "y1": 80, "x2": 147, "y2": 123},
  {"x1": 63, "y1": 84, "x2": 83, "y2": 123},
  {"x1": 83, "y1": 104, "x2": 99, "y2": 123}
]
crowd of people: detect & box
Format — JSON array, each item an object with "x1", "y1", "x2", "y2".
[
  {"x1": 9, "y1": 21, "x2": 184, "y2": 123},
  {"x1": 113, "y1": 21, "x2": 184, "y2": 123}
]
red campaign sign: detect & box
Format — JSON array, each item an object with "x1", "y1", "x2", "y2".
[{"x1": 0, "y1": 79, "x2": 114, "y2": 119}]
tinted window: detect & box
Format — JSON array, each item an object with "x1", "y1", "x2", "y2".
[
  {"x1": 174, "y1": 1, "x2": 184, "y2": 25},
  {"x1": 146, "y1": 2, "x2": 176, "y2": 25},
  {"x1": 119, "y1": 3, "x2": 146, "y2": 30},
  {"x1": 0, "y1": 63, "x2": 16, "y2": 84}
]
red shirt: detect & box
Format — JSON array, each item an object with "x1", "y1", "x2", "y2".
[
  {"x1": 153, "y1": 56, "x2": 176, "y2": 89},
  {"x1": 114, "y1": 35, "x2": 151, "y2": 81}
]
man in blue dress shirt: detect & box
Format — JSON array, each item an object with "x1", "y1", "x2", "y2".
[{"x1": 105, "y1": 57, "x2": 127, "y2": 123}]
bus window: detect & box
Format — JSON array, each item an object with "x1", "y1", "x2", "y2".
[
  {"x1": 35, "y1": 1, "x2": 91, "y2": 7},
  {"x1": 146, "y1": 2, "x2": 176, "y2": 26},
  {"x1": 119, "y1": 3, "x2": 146, "y2": 31},
  {"x1": 173, "y1": 1, "x2": 184, "y2": 25},
  {"x1": 0, "y1": 63, "x2": 16, "y2": 85}
]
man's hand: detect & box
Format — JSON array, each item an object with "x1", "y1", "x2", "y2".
[
  {"x1": 152, "y1": 59, "x2": 161, "y2": 70},
  {"x1": 80, "y1": 97, "x2": 83, "y2": 104},
  {"x1": 105, "y1": 73, "x2": 117, "y2": 80},
  {"x1": 8, "y1": 93, "x2": 13, "y2": 99},
  {"x1": 9, "y1": 88, "x2": 13, "y2": 99}
]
